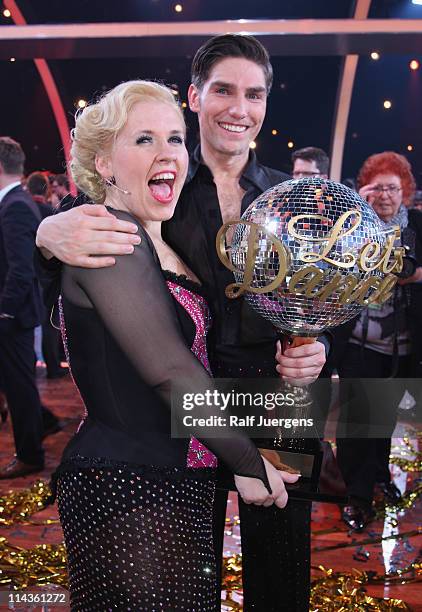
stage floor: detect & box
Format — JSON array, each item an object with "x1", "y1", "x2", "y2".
[{"x1": 0, "y1": 368, "x2": 420, "y2": 611}]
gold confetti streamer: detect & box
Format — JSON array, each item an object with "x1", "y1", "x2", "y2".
[
  {"x1": 0, "y1": 537, "x2": 68, "y2": 589},
  {"x1": 0, "y1": 539, "x2": 418, "y2": 609},
  {"x1": 0, "y1": 480, "x2": 52, "y2": 526},
  {"x1": 375, "y1": 483, "x2": 422, "y2": 526},
  {"x1": 310, "y1": 565, "x2": 419, "y2": 611},
  {"x1": 389, "y1": 435, "x2": 422, "y2": 473}
]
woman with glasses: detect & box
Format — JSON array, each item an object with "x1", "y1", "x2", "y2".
[{"x1": 333, "y1": 151, "x2": 422, "y2": 531}]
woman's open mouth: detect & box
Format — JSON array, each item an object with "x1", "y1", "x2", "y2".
[{"x1": 148, "y1": 171, "x2": 176, "y2": 203}]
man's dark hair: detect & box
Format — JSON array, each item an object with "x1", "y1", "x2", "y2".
[
  {"x1": 292, "y1": 146, "x2": 330, "y2": 175},
  {"x1": 191, "y1": 34, "x2": 273, "y2": 93},
  {"x1": 27, "y1": 171, "x2": 49, "y2": 197},
  {"x1": 0, "y1": 136, "x2": 25, "y2": 175},
  {"x1": 51, "y1": 173, "x2": 69, "y2": 190}
]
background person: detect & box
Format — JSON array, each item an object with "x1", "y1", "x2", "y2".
[
  {"x1": 49, "y1": 173, "x2": 70, "y2": 207},
  {"x1": 27, "y1": 172, "x2": 69, "y2": 381},
  {"x1": 291, "y1": 146, "x2": 329, "y2": 179},
  {"x1": 0, "y1": 137, "x2": 45, "y2": 479},
  {"x1": 334, "y1": 151, "x2": 422, "y2": 531}
]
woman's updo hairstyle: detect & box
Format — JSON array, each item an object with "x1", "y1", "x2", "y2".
[{"x1": 70, "y1": 80, "x2": 185, "y2": 203}]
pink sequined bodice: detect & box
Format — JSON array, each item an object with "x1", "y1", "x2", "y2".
[{"x1": 166, "y1": 279, "x2": 218, "y2": 469}]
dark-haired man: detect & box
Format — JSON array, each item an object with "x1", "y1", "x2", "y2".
[
  {"x1": 27, "y1": 172, "x2": 53, "y2": 218},
  {"x1": 36, "y1": 35, "x2": 327, "y2": 611},
  {"x1": 0, "y1": 137, "x2": 45, "y2": 478},
  {"x1": 292, "y1": 146, "x2": 329, "y2": 179},
  {"x1": 50, "y1": 173, "x2": 70, "y2": 201}
]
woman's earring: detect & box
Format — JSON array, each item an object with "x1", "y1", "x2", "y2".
[{"x1": 104, "y1": 176, "x2": 130, "y2": 195}]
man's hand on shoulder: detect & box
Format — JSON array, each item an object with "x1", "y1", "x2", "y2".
[{"x1": 35, "y1": 204, "x2": 141, "y2": 268}]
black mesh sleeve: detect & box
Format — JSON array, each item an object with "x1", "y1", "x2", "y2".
[{"x1": 62, "y1": 210, "x2": 271, "y2": 492}]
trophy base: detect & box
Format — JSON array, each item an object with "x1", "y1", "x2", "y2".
[{"x1": 257, "y1": 440, "x2": 347, "y2": 504}]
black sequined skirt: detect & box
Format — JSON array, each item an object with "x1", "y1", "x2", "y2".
[{"x1": 56, "y1": 461, "x2": 217, "y2": 611}]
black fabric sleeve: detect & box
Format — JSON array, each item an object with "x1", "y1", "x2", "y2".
[
  {"x1": 34, "y1": 196, "x2": 83, "y2": 310},
  {"x1": 62, "y1": 210, "x2": 271, "y2": 491},
  {"x1": 34, "y1": 250, "x2": 62, "y2": 311},
  {"x1": 317, "y1": 331, "x2": 332, "y2": 362}
]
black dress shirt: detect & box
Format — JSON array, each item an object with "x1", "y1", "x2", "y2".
[{"x1": 163, "y1": 145, "x2": 291, "y2": 375}]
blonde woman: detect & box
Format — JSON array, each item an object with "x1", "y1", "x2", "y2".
[{"x1": 54, "y1": 80, "x2": 295, "y2": 611}]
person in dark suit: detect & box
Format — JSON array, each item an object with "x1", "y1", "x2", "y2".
[
  {"x1": 0, "y1": 137, "x2": 45, "y2": 478},
  {"x1": 27, "y1": 172, "x2": 69, "y2": 381}
]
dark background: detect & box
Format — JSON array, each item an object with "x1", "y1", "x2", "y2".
[{"x1": 1, "y1": 0, "x2": 422, "y2": 184}]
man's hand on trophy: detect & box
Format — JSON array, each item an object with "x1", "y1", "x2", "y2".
[
  {"x1": 234, "y1": 456, "x2": 300, "y2": 509},
  {"x1": 36, "y1": 204, "x2": 140, "y2": 267},
  {"x1": 275, "y1": 339, "x2": 326, "y2": 386}
]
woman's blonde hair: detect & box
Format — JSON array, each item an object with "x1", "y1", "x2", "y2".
[{"x1": 70, "y1": 80, "x2": 185, "y2": 203}]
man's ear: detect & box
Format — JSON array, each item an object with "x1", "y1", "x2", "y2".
[
  {"x1": 188, "y1": 84, "x2": 201, "y2": 114},
  {"x1": 95, "y1": 153, "x2": 112, "y2": 180}
]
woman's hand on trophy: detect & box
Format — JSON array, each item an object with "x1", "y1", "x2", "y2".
[
  {"x1": 234, "y1": 472, "x2": 275, "y2": 507},
  {"x1": 263, "y1": 457, "x2": 301, "y2": 509},
  {"x1": 275, "y1": 340, "x2": 326, "y2": 386},
  {"x1": 234, "y1": 457, "x2": 300, "y2": 509}
]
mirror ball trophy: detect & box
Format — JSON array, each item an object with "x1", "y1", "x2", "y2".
[{"x1": 216, "y1": 178, "x2": 404, "y2": 502}]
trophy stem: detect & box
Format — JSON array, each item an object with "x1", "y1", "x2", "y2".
[
  {"x1": 258, "y1": 334, "x2": 323, "y2": 494},
  {"x1": 278, "y1": 333, "x2": 318, "y2": 444}
]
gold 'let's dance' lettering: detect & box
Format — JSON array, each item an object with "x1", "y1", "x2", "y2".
[
  {"x1": 287, "y1": 211, "x2": 403, "y2": 274},
  {"x1": 287, "y1": 210, "x2": 361, "y2": 268},
  {"x1": 216, "y1": 221, "x2": 290, "y2": 298},
  {"x1": 216, "y1": 217, "x2": 402, "y2": 307}
]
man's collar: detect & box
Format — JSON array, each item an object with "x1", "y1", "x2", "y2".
[
  {"x1": 186, "y1": 144, "x2": 268, "y2": 191},
  {"x1": 0, "y1": 181, "x2": 21, "y2": 203},
  {"x1": 186, "y1": 144, "x2": 202, "y2": 183}
]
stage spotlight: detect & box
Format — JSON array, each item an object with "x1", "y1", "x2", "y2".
[
  {"x1": 412, "y1": 0, "x2": 422, "y2": 5},
  {"x1": 383, "y1": 100, "x2": 392, "y2": 109},
  {"x1": 9, "y1": 57, "x2": 15, "y2": 62},
  {"x1": 410, "y1": 60, "x2": 419, "y2": 70},
  {"x1": 77, "y1": 99, "x2": 87, "y2": 109},
  {"x1": 249, "y1": 141, "x2": 257, "y2": 149},
  {"x1": 271, "y1": 129, "x2": 278, "y2": 136},
  {"x1": 181, "y1": 101, "x2": 187, "y2": 108},
  {"x1": 174, "y1": 4, "x2": 183, "y2": 12},
  {"x1": 3, "y1": 9, "x2": 11, "y2": 17},
  {"x1": 407, "y1": 145, "x2": 414, "y2": 151},
  {"x1": 287, "y1": 141, "x2": 294, "y2": 149},
  {"x1": 370, "y1": 52, "x2": 380, "y2": 60}
]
